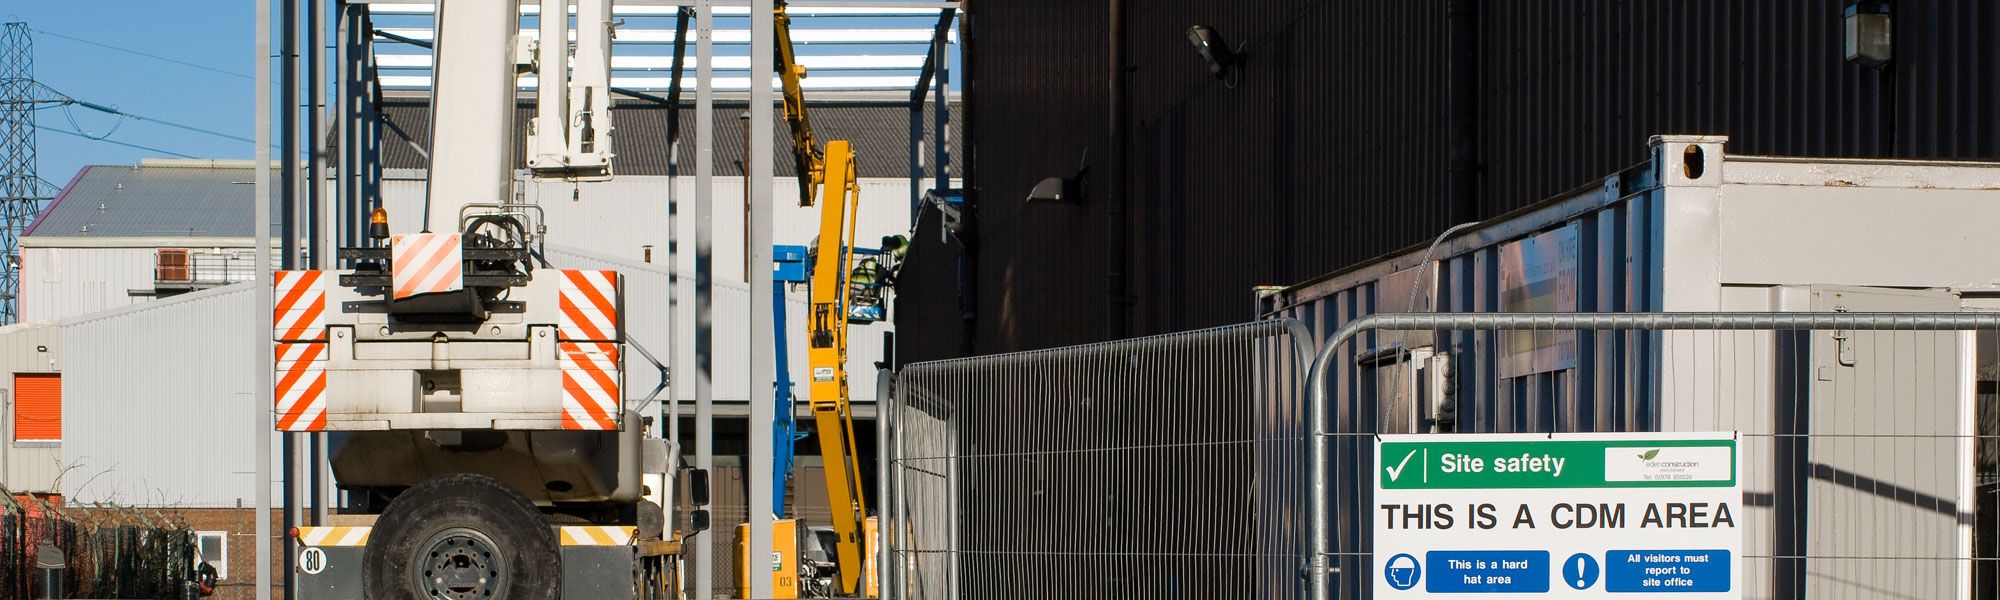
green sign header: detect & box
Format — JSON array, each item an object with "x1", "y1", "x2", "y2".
[{"x1": 1378, "y1": 438, "x2": 1736, "y2": 490}]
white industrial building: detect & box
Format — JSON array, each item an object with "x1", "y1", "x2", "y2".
[
  {"x1": 0, "y1": 100, "x2": 959, "y2": 509},
  {"x1": 19, "y1": 160, "x2": 275, "y2": 323}
]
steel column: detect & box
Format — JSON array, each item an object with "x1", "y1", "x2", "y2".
[
  {"x1": 691, "y1": 1, "x2": 716, "y2": 598},
  {"x1": 747, "y1": 0, "x2": 777, "y2": 596},
  {"x1": 279, "y1": 0, "x2": 302, "y2": 597},
  {"x1": 931, "y1": 17, "x2": 947, "y2": 195},
  {"x1": 876, "y1": 369, "x2": 894, "y2": 600},
  {"x1": 309, "y1": 0, "x2": 331, "y2": 528},
  {"x1": 253, "y1": 0, "x2": 274, "y2": 596},
  {"x1": 335, "y1": 3, "x2": 348, "y2": 251}
]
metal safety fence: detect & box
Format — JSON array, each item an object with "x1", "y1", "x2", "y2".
[
  {"x1": 883, "y1": 312, "x2": 2000, "y2": 600},
  {"x1": 1305, "y1": 313, "x2": 2000, "y2": 600},
  {"x1": 883, "y1": 320, "x2": 1317, "y2": 600},
  {"x1": 0, "y1": 491, "x2": 199, "y2": 599}
]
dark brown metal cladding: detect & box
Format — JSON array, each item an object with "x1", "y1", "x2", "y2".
[
  {"x1": 375, "y1": 97, "x2": 961, "y2": 178},
  {"x1": 908, "y1": 0, "x2": 2000, "y2": 360}
]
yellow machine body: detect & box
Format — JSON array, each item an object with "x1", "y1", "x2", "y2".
[{"x1": 734, "y1": 519, "x2": 802, "y2": 598}]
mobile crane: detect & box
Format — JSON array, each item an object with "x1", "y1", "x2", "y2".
[
  {"x1": 733, "y1": 2, "x2": 882, "y2": 597},
  {"x1": 278, "y1": 1, "x2": 693, "y2": 598}
]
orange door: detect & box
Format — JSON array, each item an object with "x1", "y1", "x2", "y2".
[{"x1": 14, "y1": 373, "x2": 60, "y2": 441}]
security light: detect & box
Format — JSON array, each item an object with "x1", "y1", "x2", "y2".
[
  {"x1": 1845, "y1": 1, "x2": 1892, "y2": 67},
  {"x1": 1027, "y1": 176, "x2": 1084, "y2": 204},
  {"x1": 1186, "y1": 25, "x2": 1241, "y2": 80},
  {"x1": 1028, "y1": 152, "x2": 1091, "y2": 204}
]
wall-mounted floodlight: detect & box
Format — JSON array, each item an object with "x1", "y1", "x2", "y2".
[
  {"x1": 1845, "y1": 1, "x2": 1892, "y2": 67},
  {"x1": 1186, "y1": 25, "x2": 1242, "y2": 80},
  {"x1": 1027, "y1": 176, "x2": 1086, "y2": 204},
  {"x1": 1028, "y1": 151, "x2": 1091, "y2": 204}
]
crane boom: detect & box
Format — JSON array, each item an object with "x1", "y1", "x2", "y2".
[
  {"x1": 805, "y1": 141, "x2": 869, "y2": 596},
  {"x1": 776, "y1": 2, "x2": 823, "y2": 207},
  {"x1": 774, "y1": 1, "x2": 870, "y2": 595}
]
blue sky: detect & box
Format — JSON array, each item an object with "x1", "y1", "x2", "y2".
[{"x1": 8, "y1": 2, "x2": 257, "y2": 188}]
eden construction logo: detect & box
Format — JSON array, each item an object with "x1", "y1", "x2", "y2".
[{"x1": 1604, "y1": 446, "x2": 1732, "y2": 483}]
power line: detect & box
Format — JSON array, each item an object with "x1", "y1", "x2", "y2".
[
  {"x1": 29, "y1": 27, "x2": 252, "y2": 81},
  {"x1": 61, "y1": 98, "x2": 255, "y2": 144},
  {"x1": 36, "y1": 123, "x2": 197, "y2": 159}
]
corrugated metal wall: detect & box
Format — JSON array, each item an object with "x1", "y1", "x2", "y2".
[
  {"x1": 1477, "y1": 2, "x2": 2000, "y2": 213},
  {"x1": 0, "y1": 322, "x2": 62, "y2": 493},
  {"x1": 375, "y1": 98, "x2": 962, "y2": 179},
  {"x1": 60, "y1": 284, "x2": 278, "y2": 508},
  {"x1": 912, "y1": 0, "x2": 2000, "y2": 361},
  {"x1": 19, "y1": 247, "x2": 158, "y2": 323}
]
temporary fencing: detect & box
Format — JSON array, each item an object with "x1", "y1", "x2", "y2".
[
  {"x1": 1304, "y1": 312, "x2": 2000, "y2": 600},
  {"x1": 884, "y1": 312, "x2": 2000, "y2": 600},
  {"x1": 884, "y1": 320, "x2": 1316, "y2": 600}
]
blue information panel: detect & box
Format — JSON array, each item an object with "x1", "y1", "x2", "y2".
[
  {"x1": 1604, "y1": 550, "x2": 1731, "y2": 593},
  {"x1": 1425, "y1": 550, "x2": 1550, "y2": 593}
]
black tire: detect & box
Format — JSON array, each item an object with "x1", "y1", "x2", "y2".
[{"x1": 364, "y1": 474, "x2": 560, "y2": 600}]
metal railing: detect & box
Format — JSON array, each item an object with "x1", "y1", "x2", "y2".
[
  {"x1": 1305, "y1": 312, "x2": 2000, "y2": 600},
  {"x1": 884, "y1": 320, "x2": 1316, "y2": 600},
  {"x1": 155, "y1": 249, "x2": 259, "y2": 288}
]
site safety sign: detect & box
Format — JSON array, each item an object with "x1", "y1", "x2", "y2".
[{"x1": 1373, "y1": 432, "x2": 1741, "y2": 598}]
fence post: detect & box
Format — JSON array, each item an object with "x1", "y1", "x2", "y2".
[
  {"x1": 1305, "y1": 360, "x2": 1331, "y2": 600},
  {"x1": 945, "y1": 400, "x2": 960, "y2": 600},
  {"x1": 877, "y1": 368, "x2": 896, "y2": 600}
]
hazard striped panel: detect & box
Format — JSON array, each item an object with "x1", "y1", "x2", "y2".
[
  {"x1": 390, "y1": 233, "x2": 464, "y2": 299},
  {"x1": 274, "y1": 342, "x2": 328, "y2": 432},
  {"x1": 558, "y1": 270, "x2": 620, "y2": 431},
  {"x1": 557, "y1": 270, "x2": 619, "y2": 342},
  {"x1": 295, "y1": 527, "x2": 372, "y2": 547},
  {"x1": 559, "y1": 342, "x2": 620, "y2": 431},
  {"x1": 273, "y1": 270, "x2": 327, "y2": 342},
  {"x1": 558, "y1": 526, "x2": 635, "y2": 546},
  {"x1": 274, "y1": 270, "x2": 329, "y2": 432}
]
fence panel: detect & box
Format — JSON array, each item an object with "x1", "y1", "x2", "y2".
[
  {"x1": 886, "y1": 320, "x2": 1316, "y2": 600},
  {"x1": 1305, "y1": 313, "x2": 2000, "y2": 600}
]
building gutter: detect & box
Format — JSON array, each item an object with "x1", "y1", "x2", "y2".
[{"x1": 21, "y1": 236, "x2": 261, "y2": 249}]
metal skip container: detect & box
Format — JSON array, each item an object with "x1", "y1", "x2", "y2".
[{"x1": 1262, "y1": 135, "x2": 2000, "y2": 598}]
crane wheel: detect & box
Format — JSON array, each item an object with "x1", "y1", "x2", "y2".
[
  {"x1": 364, "y1": 473, "x2": 560, "y2": 600},
  {"x1": 633, "y1": 499, "x2": 665, "y2": 541}
]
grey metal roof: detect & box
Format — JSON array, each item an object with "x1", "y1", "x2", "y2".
[
  {"x1": 379, "y1": 97, "x2": 962, "y2": 178},
  {"x1": 23, "y1": 162, "x2": 281, "y2": 239}
]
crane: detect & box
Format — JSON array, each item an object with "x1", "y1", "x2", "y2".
[{"x1": 279, "y1": 1, "x2": 692, "y2": 598}]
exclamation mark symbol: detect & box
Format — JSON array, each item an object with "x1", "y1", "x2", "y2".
[{"x1": 1572, "y1": 555, "x2": 1585, "y2": 588}]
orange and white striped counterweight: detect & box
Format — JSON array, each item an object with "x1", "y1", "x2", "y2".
[
  {"x1": 274, "y1": 270, "x2": 329, "y2": 432},
  {"x1": 271, "y1": 266, "x2": 622, "y2": 433},
  {"x1": 557, "y1": 269, "x2": 621, "y2": 431}
]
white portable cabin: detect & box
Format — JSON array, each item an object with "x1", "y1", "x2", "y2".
[{"x1": 1261, "y1": 135, "x2": 2000, "y2": 599}]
